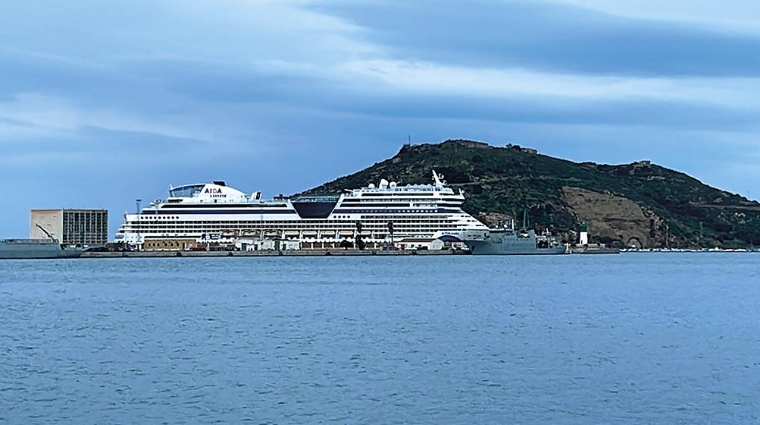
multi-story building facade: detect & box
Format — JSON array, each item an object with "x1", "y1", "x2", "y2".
[{"x1": 30, "y1": 209, "x2": 108, "y2": 245}]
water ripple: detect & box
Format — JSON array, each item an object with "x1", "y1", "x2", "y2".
[{"x1": 0, "y1": 255, "x2": 758, "y2": 424}]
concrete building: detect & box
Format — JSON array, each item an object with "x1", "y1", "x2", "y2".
[
  {"x1": 142, "y1": 238, "x2": 196, "y2": 251},
  {"x1": 30, "y1": 209, "x2": 108, "y2": 245}
]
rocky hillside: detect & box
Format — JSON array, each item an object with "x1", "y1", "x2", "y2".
[{"x1": 304, "y1": 140, "x2": 760, "y2": 248}]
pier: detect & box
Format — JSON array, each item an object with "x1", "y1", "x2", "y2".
[{"x1": 81, "y1": 249, "x2": 471, "y2": 258}]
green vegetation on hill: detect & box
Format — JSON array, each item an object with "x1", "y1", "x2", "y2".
[{"x1": 304, "y1": 140, "x2": 760, "y2": 249}]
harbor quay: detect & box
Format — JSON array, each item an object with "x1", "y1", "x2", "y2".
[{"x1": 81, "y1": 248, "x2": 470, "y2": 258}]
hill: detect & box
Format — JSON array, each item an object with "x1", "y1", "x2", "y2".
[{"x1": 303, "y1": 140, "x2": 760, "y2": 249}]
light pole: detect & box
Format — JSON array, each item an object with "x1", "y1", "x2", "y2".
[{"x1": 136, "y1": 198, "x2": 142, "y2": 251}]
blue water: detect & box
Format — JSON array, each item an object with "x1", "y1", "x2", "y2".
[{"x1": 1, "y1": 254, "x2": 758, "y2": 424}]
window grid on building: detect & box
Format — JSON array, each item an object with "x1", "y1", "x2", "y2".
[{"x1": 61, "y1": 209, "x2": 108, "y2": 245}]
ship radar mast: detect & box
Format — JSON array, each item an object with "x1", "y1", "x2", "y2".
[{"x1": 432, "y1": 170, "x2": 445, "y2": 188}]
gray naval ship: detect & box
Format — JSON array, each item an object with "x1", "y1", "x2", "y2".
[
  {"x1": 461, "y1": 224, "x2": 567, "y2": 255},
  {"x1": 0, "y1": 239, "x2": 83, "y2": 259},
  {"x1": 0, "y1": 225, "x2": 83, "y2": 259}
]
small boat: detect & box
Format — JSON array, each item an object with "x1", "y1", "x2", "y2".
[{"x1": 570, "y1": 245, "x2": 620, "y2": 254}]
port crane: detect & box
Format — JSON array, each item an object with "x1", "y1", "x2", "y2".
[{"x1": 36, "y1": 224, "x2": 59, "y2": 242}]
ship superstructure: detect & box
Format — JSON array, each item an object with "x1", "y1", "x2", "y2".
[{"x1": 115, "y1": 171, "x2": 489, "y2": 250}]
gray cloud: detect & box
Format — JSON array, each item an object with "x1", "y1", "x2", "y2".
[
  {"x1": 314, "y1": 0, "x2": 760, "y2": 77},
  {"x1": 1, "y1": 0, "x2": 760, "y2": 237}
]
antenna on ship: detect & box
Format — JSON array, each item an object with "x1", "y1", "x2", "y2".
[
  {"x1": 432, "y1": 170, "x2": 444, "y2": 188},
  {"x1": 136, "y1": 198, "x2": 142, "y2": 252}
]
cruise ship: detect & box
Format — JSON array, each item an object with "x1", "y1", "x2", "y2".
[{"x1": 115, "y1": 171, "x2": 489, "y2": 250}]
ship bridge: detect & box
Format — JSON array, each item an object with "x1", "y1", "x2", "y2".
[
  {"x1": 167, "y1": 183, "x2": 249, "y2": 203},
  {"x1": 169, "y1": 184, "x2": 205, "y2": 198}
]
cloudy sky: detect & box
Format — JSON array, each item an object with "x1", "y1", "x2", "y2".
[{"x1": 2, "y1": 0, "x2": 760, "y2": 238}]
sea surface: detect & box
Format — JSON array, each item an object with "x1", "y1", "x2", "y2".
[{"x1": 1, "y1": 253, "x2": 758, "y2": 424}]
